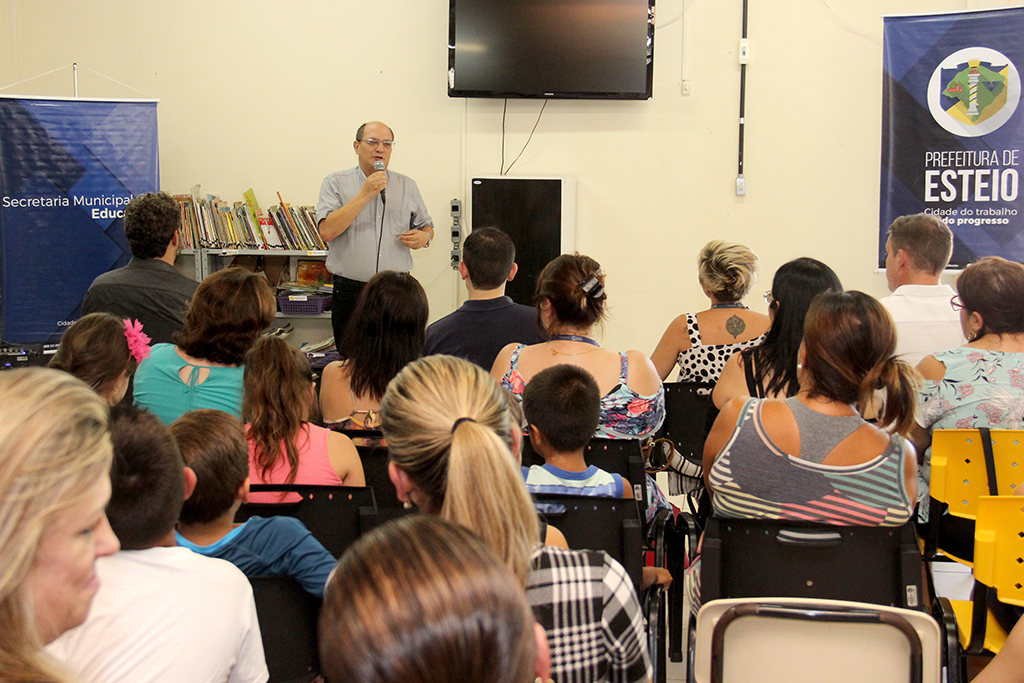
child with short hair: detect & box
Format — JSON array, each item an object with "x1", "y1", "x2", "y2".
[
  {"x1": 172, "y1": 409, "x2": 336, "y2": 598},
  {"x1": 46, "y1": 405, "x2": 268, "y2": 683},
  {"x1": 522, "y1": 364, "x2": 631, "y2": 499}
]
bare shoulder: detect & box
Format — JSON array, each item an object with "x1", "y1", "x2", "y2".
[
  {"x1": 490, "y1": 343, "x2": 520, "y2": 379},
  {"x1": 624, "y1": 350, "x2": 663, "y2": 394},
  {"x1": 916, "y1": 354, "x2": 948, "y2": 382}
]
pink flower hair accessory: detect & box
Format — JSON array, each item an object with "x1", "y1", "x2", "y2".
[{"x1": 123, "y1": 319, "x2": 152, "y2": 364}]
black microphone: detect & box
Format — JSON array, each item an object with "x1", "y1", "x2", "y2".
[{"x1": 374, "y1": 160, "x2": 386, "y2": 205}]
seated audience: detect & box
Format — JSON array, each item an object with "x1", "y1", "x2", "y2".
[
  {"x1": 713, "y1": 257, "x2": 842, "y2": 408},
  {"x1": 320, "y1": 271, "x2": 428, "y2": 428},
  {"x1": 424, "y1": 226, "x2": 547, "y2": 368},
  {"x1": 913, "y1": 256, "x2": 1024, "y2": 557},
  {"x1": 690, "y1": 292, "x2": 918, "y2": 608},
  {"x1": 0, "y1": 369, "x2": 119, "y2": 683},
  {"x1": 491, "y1": 253, "x2": 668, "y2": 517},
  {"x1": 651, "y1": 240, "x2": 769, "y2": 384},
  {"x1": 320, "y1": 515, "x2": 549, "y2": 683},
  {"x1": 880, "y1": 212, "x2": 965, "y2": 366},
  {"x1": 244, "y1": 336, "x2": 364, "y2": 503},
  {"x1": 383, "y1": 355, "x2": 652, "y2": 683},
  {"x1": 172, "y1": 409, "x2": 336, "y2": 597},
  {"x1": 82, "y1": 191, "x2": 198, "y2": 347},
  {"x1": 522, "y1": 364, "x2": 631, "y2": 499},
  {"x1": 134, "y1": 266, "x2": 276, "y2": 423},
  {"x1": 47, "y1": 405, "x2": 268, "y2": 683},
  {"x1": 49, "y1": 312, "x2": 151, "y2": 405}
]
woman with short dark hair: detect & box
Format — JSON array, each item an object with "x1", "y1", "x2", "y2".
[
  {"x1": 916, "y1": 256, "x2": 1024, "y2": 434},
  {"x1": 134, "y1": 267, "x2": 275, "y2": 423}
]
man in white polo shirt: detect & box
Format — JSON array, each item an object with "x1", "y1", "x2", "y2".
[{"x1": 880, "y1": 213, "x2": 966, "y2": 367}]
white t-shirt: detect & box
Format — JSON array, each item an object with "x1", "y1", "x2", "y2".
[
  {"x1": 880, "y1": 284, "x2": 966, "y2": 367},
  {"x1": 47, "y1": 547, "x2": 268, "y2": 683}
]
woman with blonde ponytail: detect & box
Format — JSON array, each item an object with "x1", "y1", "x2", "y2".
[
  {"x1": 702, "y1": 290, "x2": 919, "y2": 525},
  {"x1": 382, "y1": 355, "x2": 652, "y2": 683}
]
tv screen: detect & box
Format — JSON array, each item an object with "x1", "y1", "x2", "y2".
[{"x1": 448, "y1": 0, "x2": 655, "y2": 100}]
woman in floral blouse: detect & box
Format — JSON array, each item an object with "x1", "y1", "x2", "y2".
[
  {"x1": 914, "y1": 256, "x2": 1024, "y2": 562},
  {"x1": 916, "y1": 257, "x2": 1024, "y2": 435}
]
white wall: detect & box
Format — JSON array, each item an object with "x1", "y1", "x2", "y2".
[{"x1": 0, "y1": 0, "x2": 1005, "y2": 353}]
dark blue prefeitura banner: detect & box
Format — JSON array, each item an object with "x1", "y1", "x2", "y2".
[
  {"x1": 0, "y1": 96, "x2": 159, "y2": 344},
  {"x1": 881, "y1": 8, "x2": 1024, "y2": 268}
]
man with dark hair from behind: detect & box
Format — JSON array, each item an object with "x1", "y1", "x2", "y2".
[
  {"x1": 521, "y1": 364, "x2": 632, "y2": 499},
  {"x1": 82, "y1": 191, "x2": 199, "y2": 346},
  {"x1": 46, "y1": 405, "x2": 269, "y2": 683},
  {"x1": 880, "y1": 213, "x2": 966, "y2": 366},
  {"x1": 424, "y1": 227, "x2": 547, "y2": 369}
]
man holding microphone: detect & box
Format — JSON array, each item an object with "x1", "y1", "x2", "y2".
[{"x1": 317, "y1": 121, "x2": 434, "y2": 346}]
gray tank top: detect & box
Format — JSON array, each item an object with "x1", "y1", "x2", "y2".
[{"x1": 784, "y1": 397, "x2": 865, "y2": 464}]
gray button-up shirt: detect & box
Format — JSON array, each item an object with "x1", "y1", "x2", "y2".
[{"x1": 316, "y1": 166, "x2": 432, "y2": 282}]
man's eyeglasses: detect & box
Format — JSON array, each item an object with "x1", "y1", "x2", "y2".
[
  {"x1": 361, "y1": 138, "x2": 395, "y2": 149},
  {"x1": 950, "y1": 295, "x2": 964, "y2": 312}
]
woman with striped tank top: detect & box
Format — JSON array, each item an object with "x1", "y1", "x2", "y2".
[
  {"x1": 704, "y1": 290, "x2": 919, "y2": 525},
  {"x1": 689, "y1": 291, "x2": 920, "y2": 608}
]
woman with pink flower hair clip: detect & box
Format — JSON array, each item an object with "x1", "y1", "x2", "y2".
[{"x1": 50, "y1": 312, "x2": 151, "y2": 405}]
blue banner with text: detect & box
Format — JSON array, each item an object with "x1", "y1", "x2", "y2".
[
  {"x1": 880, "y1": 7, "x2": 1024, "y2": 268},
  {"x1": 0, "y1": 97, "x2": 158, "y2": 343}
]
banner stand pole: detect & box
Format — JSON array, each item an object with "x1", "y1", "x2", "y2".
[{"x1": 73, "y1": 63, "x2": 78, "y2": 97}]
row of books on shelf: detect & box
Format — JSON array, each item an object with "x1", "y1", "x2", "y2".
[{"x1": 174, "y1": 186, "x2": 327, "y2": 251}]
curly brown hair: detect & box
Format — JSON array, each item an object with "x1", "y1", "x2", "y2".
[
  {"x1": 175, "y1": 268, "x2": 276, "y2": 365},
  {"x1": 124, "y1": 192, "x2": 181, "y2": 259}
]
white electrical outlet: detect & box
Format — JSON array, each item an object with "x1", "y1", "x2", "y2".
[
  {"x1": 681, "y1": 80, "x2": 693, "y2": 96},
  {"x1": 736, "y1": 175, "x2": 746, "y2": 195},
  {"x1": 739, "y1": 39, "x2": 750, "y2": 64}
]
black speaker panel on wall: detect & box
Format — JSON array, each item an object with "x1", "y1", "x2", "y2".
[{"x1": 469, "y1": 177, "x2": 576, "y2": 307}]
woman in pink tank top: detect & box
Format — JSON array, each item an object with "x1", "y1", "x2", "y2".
[{"x1": 243, "y1": 337, "x2": 365, "y2": 503}]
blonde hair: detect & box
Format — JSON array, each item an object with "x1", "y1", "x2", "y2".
[
  {"x1": 320, "y1": 515, "x2": 537, "y2": 683},
  {"x1": 697, "y1": 240, "x2": 760, "y2": 302},
  {"x1": 0, "y1": 368, "x2": 113, "y2": 682},
  {"x1": 380, "y1": 355, "x2": 540, "y2": 584}
]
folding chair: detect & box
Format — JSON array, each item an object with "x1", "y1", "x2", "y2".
[
  {"x1": 926, "y1": 428, "x2": 1024, "y2": 564},
  {"x1": 531, "y1": 492, "x2": 667, "y2": 683},
  {"x1": 249, "y1": 576, "x2": 321, "y2": 683},
  {"x1": 692, "y1": 597, "x2": 943, "y2": 683},
  {"x1": 237, "y1": 484, "x2": 378, "y2": 558}
]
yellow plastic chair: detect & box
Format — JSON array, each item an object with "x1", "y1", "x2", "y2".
[
  {"x1": 947, "y1": 495, "x2": 1024, "y2": 658},
  {"x1": 928, "y1": 429, "x2": 1024, "y2": 566}
]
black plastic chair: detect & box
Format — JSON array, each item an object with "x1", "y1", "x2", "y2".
[
  {"x1": 699, "y1": 518, "x2": 925, "y2": 608},
  {"x1": 689, "y1": 518, "x2": 954, "y2": 683},
  {"x1": 532, "y1": 492, "x2": 668, "y2": 683},
  {"x1": 653, "y1": 381, "x2": 718, "y2": 664},
  {"x1": 249, "y1": 576, "x2": 321, "y2": 683},
  {"x1": 656, "y1": 380, "x2": 718, "y2": 468},
  {"x1": 238, "y1": 484, "x2": 378, "y2": 558}
]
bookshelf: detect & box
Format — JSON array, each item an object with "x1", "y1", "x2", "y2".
[{"x1": 170, "y1": 188, "x2": 334, "y2": 348}]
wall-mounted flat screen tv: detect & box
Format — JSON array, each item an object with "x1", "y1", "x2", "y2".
[{"x1": 448, "y1": 0, "x2": 655, "y2": 100}]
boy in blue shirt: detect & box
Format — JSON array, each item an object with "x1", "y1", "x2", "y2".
[
  {"x1": 172, "y1": 409, "x2": 336, "y2": 597},
  {"x1": 522, "y1": 364, "x2": 632, "y2": 499}
]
